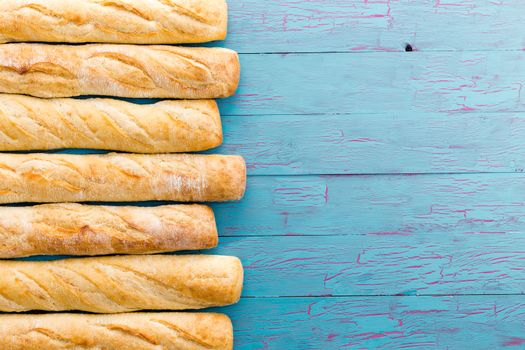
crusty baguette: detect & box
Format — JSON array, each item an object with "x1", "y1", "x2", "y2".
[
  {"x1": 0, "y1": 203, "x2": 218, "y2": 258},
  {"x1": 0, "y1": 255, "x2": 243, "y2": 313},
  {"x1": 0, "y1": 312, "x2": 233, "y2": 350},
  {"x1": 0, "y1": 95, "x2": 222, "y2": 152},
  {"x1": 0, "y1": 153, "x2": 246, "y2": 203},
  {"x1": 0, "y1": 44, "x2": 240, "y2": 98},
  {"x1": 0, "y1": 0, "x2": 228, "y2": 45}
]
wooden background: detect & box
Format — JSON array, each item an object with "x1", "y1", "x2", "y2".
[
  {"x1": 209, "y1": 1, "x2": 525, "y2": 348},
  {"x1": 27, "y1": 1, "x2": 525, "y2": 349}
]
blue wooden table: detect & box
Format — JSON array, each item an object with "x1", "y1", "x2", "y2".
[{"x1": 204, "y1": 1, "x2": 525, "y2": 348}]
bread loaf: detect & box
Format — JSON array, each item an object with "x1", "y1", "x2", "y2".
[
  {"x1": 0, "y1": 0, "x2": 228, "y2": 44},
  {"x1": 0, "y1": 44, "x2": 240, "y2": 98},
  {"x1": 0, "y1": 95, "x2": 222, "y2": 152},
  {"x1": 0, "y1": 255, "x2": 243, "y2": 312},
  {"x1": 0, "y1": 203, "x2": 217, "y2": 258},
  {"x1": 0, "y1": 312, "x2": 233, "y2": 350},
  {"x1": 0, "y1": 153, "x2": 246, "y2": 203}
]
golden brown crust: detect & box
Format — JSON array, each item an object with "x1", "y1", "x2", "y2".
[
  {"x1": 0, "y1": 44, "x2": 240, "y2": 98},
  {"x1": 0, "y1": 255, "x2": 243, "y2": 313},
  {"x1": 0, "y1": 312, "x2": 233, "y2": 349},
  {"x1": 0, "y1": 0, "x2": 228, "y2": 45},
  {"x1": 0, "y1": 203, "x2": 218, "y2": 258},
  {"x1": 0, "y1": 153, "x2": 246, "y2": 203},
  {"x1": 0, "y1": 95, "x2": 222, "y2": 152}
]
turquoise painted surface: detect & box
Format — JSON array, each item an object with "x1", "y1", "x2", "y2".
[
  {"x1": 18, "y1": 1, "x2": 525, "y2": 349},
  {"x1": 216, "y1": 113, "x2": 525, "y2": 174},
  {"x1": 218, "y1": 52, "x2": 525, "y2": 116},
  {"x1": 220, "y1": 0, "x2": 525, "y2": 53},
  {"x1": 215, "y1": 296, "x2": 525, "y2": 349},
  {"x1": 212, "y1": 174, "x2": 525, "y2": 237},
  {"x1": 219, "y1": 1, "x2": 525, "y2": 347}
]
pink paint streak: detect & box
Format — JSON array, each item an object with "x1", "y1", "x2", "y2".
[
  {"x1": 403, "y1": 309, "x2": 447, "y2": 315},
  {"x1": 503, "y1": 337, "x2": 525, "y2": 347},
  {"x1": 327, "y1": 334, "x2": 338, "y2": 341},
  {"x1": 243, "y1": 258, "x2": 266, "y2": 270},
  {"x1": 352, "y1": 14, "x2": 387, "y2": 19},
  {"x1": 350, "y1": 45, "x2": 398, "y2": 52},
  {"x1": 282, "y1": 14, "x2": 288, "y2": 32},
  {"x1": 307, "y1": 302, "x2": 317, "y2": 316},
  {"x1": 323, "y1": 266, "x2": 354, "y2": 284},
  {"x1": 349, "y1": 137, "x2": 381, "y2": 143},
  {"x1": 355, "y1": 331, "x2": 404, "y2": 341},
  {"x1": 443, "y1": 105, "x2": 478, "y2": 113}
]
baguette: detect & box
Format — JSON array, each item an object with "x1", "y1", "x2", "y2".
[
  {"x1": 0, "y1": 44, "x2": 240, "y2": 98},
  {"x1": 0, "y1": 0, "x2": 228, "y2": 45},
  {"x1": 0, "y1": 153, "x2": 246, "y2": 203},
  {"x1": 0, "y1": 255, "x2": 243, "y2": 313},
  {"x1": 0, "y1": 95, "x2": 222, "y2": 153},
  {"x1": 0, "y1": 312, "x2": 233, "y2": 350},
  {"x1": 0, "y1": 203, "x2": 218, "y2": 258}
]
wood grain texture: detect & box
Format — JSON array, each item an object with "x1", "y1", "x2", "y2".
[
  {"x1": 0, "y1": 0, "x2": 227, "y2": 44},
  {"x1": 213, "y1": 233, "x2": 525, "y2": 296},
  {"x1": 0, "y1": 312, "x2": 232, "y2": 350},
  {"x1": 0, "y1": 255, "x2": 243, "y2": 313},
  {"x1": 0, "y1": 203, "x2": 217, "y2": 258},
  {"x1": 0, "y1": 153, "x2": 246, "y2": 203},
  {"x1": 216, "y1": 112, "x2": 525, "y2": 174},
  {"x1": 0, "y1": 95, "x2": 222, "y2": 153},
  {"x1": 222, "y1": 0, "x2": 525, "y2": 53},
  {"x1": 218, "y1": 51, "x2": 525, "y2": 115},
  {"x1": 212, "y1": 174, "x2": 525, "y2": 237},
  {"x1": 0, "y1": 44, "x2": 239, "y2": 98},
  {"x1": 219, "y1": 297, "x2": 525, "y2": 349},
  {"x1": 214, "y1": 175, "x2": 525, "y2": 296},
  {"x1": 219, "y1": 1, "x2": 522, "y2": 348}
]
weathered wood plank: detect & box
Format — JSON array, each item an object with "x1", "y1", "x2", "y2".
[
  {"x1": 215, "y1": 112, "x2": 525, "y2": 175},
  {"x1": 213, "y1": 174, "x2": 525, "y2": 237},
  {"x1": 220, "y1": 0, "x2": 525, "y2": 53},
  {"x1": 217, "y1": 52, "x2": 525, "y2": 115},
  {"x1": 212, "y1": 232, "x2": 525, "y2": 297},
  {"x1": 218, "y1": 296, "x2": 525, "y2": 349}
]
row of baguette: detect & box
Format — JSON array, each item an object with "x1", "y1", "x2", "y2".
[
  {"x1": 0, "y1": 44, "x2": 240, "y2": 99},
  {"x1": 0, "y1": 1, "x2": 242, "y2": 348},
  {"x1": 0, "y1": 0, "x2": 229, "y2": 45}
]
